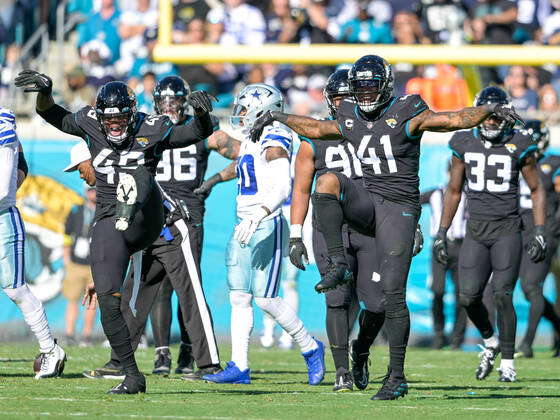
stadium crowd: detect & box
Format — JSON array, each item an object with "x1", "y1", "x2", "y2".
[{"x1": 2, "y1": 0, "x2": 560, "y2": 118}]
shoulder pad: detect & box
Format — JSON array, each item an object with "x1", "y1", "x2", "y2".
[{"x1": 260, "y1": 123, "x2": 292, "y2": 152}]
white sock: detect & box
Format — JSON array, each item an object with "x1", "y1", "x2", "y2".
[
  {"x1": 230, "y1": 291, "x2": 253, "y2": 371},
  {"x1": 281, "y1": 280, "x2": 299, "y2": 313},
  {"x1": 261, "y1": 314, "x2": 275, "y2": 340},
  {"x1": 4, "y1": 285, "x2": 55, "y2": 353},
  {"x1": 255, "y1": 296, "x2": 317, "y2": 354},
  {"x1": 500, "y1": 358, "x2": 514, "y2": 370},
  {"x1": 483, "y1": 334, "x2": 499, "y2": 349}
]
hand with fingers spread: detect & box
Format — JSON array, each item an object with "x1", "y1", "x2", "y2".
[
  {"x1": 14, "y1": 70, "x2": 53, "y2": 95},
  {"x1": 250, "y1": 110, "x2": 277, "y2": 143},
  {"x1": 491, "y1": 103, "x2": 524, "y2": 126},
  {"x1": 187, "y1": 90, "x2": 216, "y2": 115}
]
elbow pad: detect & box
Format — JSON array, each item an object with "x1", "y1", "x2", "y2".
[
  {"x1": 262, "y1": 158, "x2": 291, "y2": 213},
  {"x1": 17, "y1": 152, "x2": 28, "y2": 176}
]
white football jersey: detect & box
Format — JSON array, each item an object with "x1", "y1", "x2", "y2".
[
  {"x1": 236, "y1": 122, "x2": 295, "y2": 220},
  {"x1": 0, "y1": 108, "x2": 19, "y2": 212}
]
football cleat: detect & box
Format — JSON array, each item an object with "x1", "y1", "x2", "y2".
[
  {"x1": 333, "y1": 368, "x2": 353, "y2": 392},
  {"x1": 514, "y1": 342, "x2": 533, "y2": 359},
  {"x1": 552, "y1": 332, "x2": 560, "y2": 358},
  {"x1": 498, "y1": 366, "x2": 517, "y2": 382},
  {"x1": 107, "y1": 374, "x2": 146, "y2": 394},
  {"x1": 175, "y1": 342, "x2": 195, "y2": 374},
  {"x1": 34, "y1": 340, "x2": 66, "y2": 379},
  {"x1": 152, "y1": 348, "x2": 171, "y2": 376},
  {"x1": 83, "y1": 361, "x2": 125, "y2": 380},
  {"x1": 115, "y1": 172, "x2": 138, "y2": 231},
  {"x1": 302, "y1": 338, "x2": 325, "y2": 386},
  {"x1": 371, "y1": 369, "x2": 408, "y2": 400},
  {"x1": 181, "y1": 365, "x2": 222, "y2": 381},
  {"x1": 350, "y1": 339, "x2": 370, "y2": 390},
  {"x1": 202, "y1": 361, "x2": 250, "y2": 384},
  {"x1": 315, "y1": 260, "x2": 353, "y2": 293},
  {"x1": 476, "y1": 344, "x2": 500, "y2": 380}
]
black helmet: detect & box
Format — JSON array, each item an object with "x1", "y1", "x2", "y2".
[
  {"x1": 153, "y1": 76, "x2": 191, "y2": 124},
  {"x1": 525, "y1": 119, "x2": 549, "y2": 156},
  {"x1": 474, "y1": 86, "x2": 512, "y2": 141},
  {"x1": 95, "y1": 81, "x2": 137, "y2": 145},
  {"x1": 347, "y1": 55, "x2": 393, "y2": 113},
  {"x1": 323, "y1": 69, "x2": 350, "y2": 117}
]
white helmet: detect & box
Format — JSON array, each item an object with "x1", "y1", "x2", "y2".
[{"x1": 230, "y1": 83, "x2": 284, "y2": 130}]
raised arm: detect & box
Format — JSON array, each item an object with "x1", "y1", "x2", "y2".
[
  {"x1": 167, "y1": 91, "x2": 217, "y2": 148},
  {"x1": 407, "y1": 103, "x2": 524, "y2": 136},
  {"x1": 206, "y1": 129, "x2": 241, "y2": 159},
  {"x1": 250, "y1": 111, "x2": 341, "y2": 143}
]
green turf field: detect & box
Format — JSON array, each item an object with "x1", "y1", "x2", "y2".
[{"x1": 0, "y1": 343, "x2": 559, "y2": 419}]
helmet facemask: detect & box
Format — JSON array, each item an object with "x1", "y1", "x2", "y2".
[
  {"x1": 230, "y1": 84, "x2": 284, "y2": 134},
  {"x1": 480, "y1": 115, "x2": 508, "y2": 141},
  {"x1": 99, "y1": 110, "x2": 135, "y2": 145},
  {"x1": 155, "y1": 95, "x2": 186, "y2": 124},
  {"x1": 350, "y1": 79, "x2": 387, "y2": 113}
]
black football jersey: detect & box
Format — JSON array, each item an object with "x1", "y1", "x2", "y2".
[
  {"x1": 449, "y1": 128, "x2": 536, "y2": 221},
  {"x1": 519, "y1": 154, "x2": 560, "y2": 221},
  {"x1": 73, "y1": 106, "x2": 174, "y2": 203},
  {"x1": 336, "y1": 94, "x2": 428, "y2": 207},
  {"x1": 301, "y1": 135, "x2": 363, "y2": 181}
]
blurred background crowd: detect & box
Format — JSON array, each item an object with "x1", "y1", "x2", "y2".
[{"x1": 2, "y1": 0, "x2": 560, "y2": 119}]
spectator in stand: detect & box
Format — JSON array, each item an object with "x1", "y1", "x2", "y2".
[
  {"x1": 136, "y1": 71, "x2": 156, "y2": 114},
  {"x1": 542, "y1": 0, "x2": 560, "y2": 45},
  {"x1": 129, "y1": 27, "x2": 179, "y2": 87},
  {"x1": 415, "y1": 0, "x2": 467, "y2": 45},
  {"x1": 80, "y1": 39, "x2": 117, "y2": 88},
  {"x1": 539, "y1": 84, "x2": 560, "y2": 117},
  {"x1": 62, "y1": 66, "x2": 96, "y2": 112},
  {"x1": 468, "y1": 0, "x2": 518, "y2": 44},
  {"x1": 514, "y1": 0, "x2": 551, "y2": 44},
  {"x1": 0, "y1": 44, "x2": 19, "y2": 103},
  {"x1": 62, "y1": 143, "x2": 97, "y2": 347},
  {"x1": 116, "y1": 0, "x2": 158, "y2": 76},
  {"x1": 337, "y1": 1, "x2": 393, "y2": 44},
  {"x1": 174, "y1": 0, "x2": 211, "y2": 30},
  {"x1": 265, "y1": 0, "x2": 300, "y2": 43},
  {"x1": 505, "y1": 65, "x2": 539, "y2": 111},
  {"x1": 77, "y1": 0, "x2": 121, "y2": 65},
  {"x1": 290, "y1": 73, "x2": 328, "y2": 118},
  {"x1": 207, "y1": 0, "x2": 266, "y2": 45},
  {"x1": 367, "y1": 0, "x2": 393, "y2": 25}
]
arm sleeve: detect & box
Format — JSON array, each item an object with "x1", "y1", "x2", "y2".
[
  {"x1": 167, "y1": 114, "x2": 218, "y2": 149},
  {"x1": 37, "y1": 104, "x2": 84, "y2": 137}
]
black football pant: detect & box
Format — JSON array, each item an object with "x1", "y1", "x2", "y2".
[
  {"x1": 150, "y1": 276, "x2": 190, "y2": 348},
  {"x1": 314, "y1": 173, "x2": 418, "y2": 377},
  {"x1": 313, "y1": 224, "x2": 384, "y2": 372},
  {"x1": 519, "y1": 220, "x2": 560, "y2": 348},
  {"x1": 91, "y1": 168, "x2": 164, "y2": 376},
  {"x1": 108, "y1": 219, "x2": 220, "y2": 369},
  {"x1": 431, "y1": 239, "x2": 467, "y2": 347},
  {"x1": 458, "y1": 230, "x2": 521, "y2": 359}
]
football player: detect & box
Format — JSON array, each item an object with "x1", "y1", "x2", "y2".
[
  {"x1": 15, "y1": 70, "x2": 216, "y2": 394},
  {"x1": 288, "y1": 69, "x2": 385, "y2": 392},
  {"x1": 249, "y1": 55, "x2": 523, "y2": 400},
  {"x1": 434, "y1": 87, "x2": 546, "y2": 383},
  {"x1": 202, "y1": 84, "x2": 325, "y2": 385},
  {"x1": 0, "y1": 107, "x2": 66, "y2": 379},
  {"x1": 516, "y1": 120, "x2": 560, "y2": 358}
]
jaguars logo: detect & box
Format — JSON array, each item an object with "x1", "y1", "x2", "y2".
[
  {"x1": 386, "y1": 118, "x2": 397, "y2": 128},
  {"x1": 541, "y1": 163, "x2": 552, "y2": 174},
  {"x1": 137, "y1": 137, "x2": 149, "y2": 147},
  {"x1": 505, "y1": 143, "x2": 517, "y2": 154}
]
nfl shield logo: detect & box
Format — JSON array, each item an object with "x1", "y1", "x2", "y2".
[{"x1": 366, "y1": 122, "x2": 373, "y2": 129}]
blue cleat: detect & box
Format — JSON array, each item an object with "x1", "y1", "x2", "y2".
[
  {"x1": 202, "y1": 361, "x2": 250, "y2": 384},
  {"x1": 302, "y1": 338, "x2": 325, "y2": 385}
]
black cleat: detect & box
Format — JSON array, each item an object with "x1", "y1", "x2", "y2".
[
  {"x1": 175, "y1": 343, "x2": 195, "y2": 374},
  {"x1": 83, "y1": 361, "x2": 125, "y2": 380},
  {"x1": 350, "y1": 340, "x2": 370, "y2": 390},
  {"x1": 476, "y1": 345, "x2": 500, "y2": 380},
  {"x1": 332, "y1": 368, "x2": 353, "y2": 392},
  {"x1": 181, "y1": 365, "x2": 222, "y2": 381},
  {"x1": 152, "y1": 348, "x2": 171, "y2": 375},
  {"x1": 514, "y1": 342, "x2": 533, "y2": 359},
  {"x1": 315, "y1": 260, "x2": 353, "y2": 293},
  {"x1": 371, "y1": 369, "x2": 408, "y2": 401},
  {"x1": 107, "y1": 374, "x2": 146, "y2": 394}
]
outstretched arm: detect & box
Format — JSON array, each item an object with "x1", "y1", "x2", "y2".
[
  {"x1": 168, "y1": 91, "x2": 217, "y2": 148},
  {"x1": 408, "y1": 103, "x2": 524, "y2": 136},
  {"x1": 207, "y1": 130, "x2": 241, "y2": 159},
  {"x1": 250, "y1": 111, "x2": 341, "y2": 142}
]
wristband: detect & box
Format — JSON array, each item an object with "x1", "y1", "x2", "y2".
[
  {"x1": 535, "y1": 225, "x2": 545, "y2": 236},
  {"x1": 290, "y1": 224, "x2": 303, "y2": 238}
]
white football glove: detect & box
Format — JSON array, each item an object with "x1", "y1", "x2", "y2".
[{"x1": 234, "y1": 207, "x2": 269, "y2": 246}]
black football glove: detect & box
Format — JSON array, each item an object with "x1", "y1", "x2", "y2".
[
  {"x1": 289, "y1": 237, "x2": 309, "y2": 271},
  {"x1": 14, "y1": 70, "x2": 52, "y2": 95},
  {"x1": 432, "y1": 227, "x2": 448, "y2": 265},
  {"x1": 491, "y1": 103, "x2": 525, "y2": 126},
  {"x1": 412, "y1": 224, "x2": 424, "y2": 257},
  {"x1": 250, "y1": 110, "x2": 277, "y2": 143},
  {"x1": 527, "y1": 225, "x2": 547, "y2": 263},
  {"x1": 187, "y1": 90, "x2": 216, "y2": 114}
]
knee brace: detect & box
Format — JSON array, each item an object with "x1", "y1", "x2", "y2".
[
  {"x1": 493, "y1": 291, "x2": 513, "y2": 310},
  {"x1": 230, "y1": 291, "x2": 252, "y2": 308},
  {"x1": 458, "y1": 293, "x2": 481, "y2": 309}
]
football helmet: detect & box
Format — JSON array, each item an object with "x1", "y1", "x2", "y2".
[
  {"x1": 348, "y1": 55, "x2": 393, "y2": 113},
  {"x1": 474, "y1": 86, "x2": 512, "y2": 141},
  {"x1": 525, "y1": 119, "x2": 549, "y2": 157},
  {"x1": 95, "y1": 81, "x2": 137, "y2": 145},
  {"x1": 231, "y1": 83, "x2": 284, "y2": 130},
  {"x1": 324, "y1": 69, "x2": 351, "y2": 118},
  {"x1": 153, "y1": 76, "x2": 191, "y2": 124}
]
